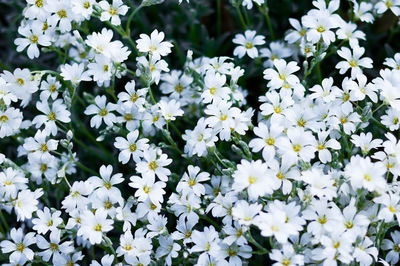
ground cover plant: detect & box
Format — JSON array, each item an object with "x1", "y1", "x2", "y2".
[{"x1": 1, "y1": 0, "x2": 400, "y2": 265}]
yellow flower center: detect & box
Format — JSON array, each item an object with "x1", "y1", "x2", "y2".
[
  {"x1": 42, "y1": 22, "x2": 48, "y2": 31},
  {"x1": 245, "y1": 42, "x2": 253, "y2": 49},
  {"x1": 48, "y1": 111, "x2": 56, "y2": 121},
  {"x1": 209, "y1": 87, "x2": 216, "y2": 95},
  {"x1": 57, "y1": 9, "x2": 67, "y2": 18},
  {"x1": 274, "y1": 106, "x2": 282, "y2": 114},
  {"x1": 47, "y1": 219, "x2": 53, "y2": 226},
  {"x1": 297, "y1": 118, "x2": 306, "y2": 127},
  {"x1": 104, "y1": 181, "x2": 112, "y2": 190},
  {"x1": 282, "y1": 258, "x2": 291, "y2": 266},
  {"x1": 318, "y1": 215, "x2": 327, "y2": 224},
  {"x1": 83, "y1": 1, "x2": 91, "y2": 9},
  {"x1": 149, "y1": 161, "x2": 158, "y2": 171},
  {"x1": 317, "y1": 143, "x2": 325, "y2": 150},
  {"x1": 188, "y1": 179, "x2": 196, "y2": 186},
  {"x1": 248, "y1": 176, "x2": 257, "y2": 184},
  {"x1": 349, "y1": 59, "x2": 358, "y2": 67},
  {"x1": 143, "y1": 185, "x2": 151, "y2": 193},
  {"x1": 220, "y1": 115, "x2": 227, "y2": 121},
  {"x1": 109, "y1": 7, "x2": 118, "y2": 16},
  {"x1": 103, "y1": 65, "x2": 109, "y2": 72},
  {"x1": 344, "y1": 220, "x2": 353, "y2": 229},
  {"x1": 40, "y1": 163, "x2": 48, "y2": 172},
  {"x1": 98, "y1": 108, "x2": 108, "y2": 116},
  {"x1": 317, "y1": 25, "x2": 325, "y2": 33},
  {"x1": 292, "y1": 144, "x2": 301, "y2": 152},
  {"x1": 104, "y1": 201, "x2": 112, "y2": 209},
  {"x1": 340, "y1": 116, "x2": 348, "y2": 124},
  {"x1": 124, "y1": 245, "x2": 132, "y2": 251},
  {"x1": 271, "y1": 225, "x2": 279, "y2": 232},
  {"x1": 266, "y1": 137, "x2": 275, "y2": 146},
  {"x1": 124, "y1": 114, "x2": 133, "y2": 121},
  {"x1": 35, "y1": 0, "x2": 44, "y2": 8},
  {"x1": 40, "y1": 143, "x2": 48, "y2": 152},
  {"x1": 0, "y1": 115, "x2": 8, "y2": 123},
  {"x1": 175, "y1": 84, "x2": 183, "y2": 93},
  {"x1": 149, "y1": 44, "x2": 157, "y2": 53},
  {"x1": 228, "y1": 250, "x2": 238, "y2": 257},
  {"x1": 276, "y1": 172, "x2": 285, "y2": 180},
  {"x1": 16, "y1": 243, "x2": 25, "y2": 252},
  {"x1": 130, "y1": 93, "x2": 138, "y2": 102},
  {"x1": 386, "y1": 1, "x2": 393, "y2": 8},
  {"x1": 364, "y1": 174, "x2": 371, "y2": 181},
  {"x1": 16, "y1": 78, "x2": 25, "y2": 86},
  {"x1": 50, "y1": 84, "x2": 57, "y2": 92},
  {"x1": 50, "y1": 243, "x2": 59, "y2": 251},
  {"x1": 29, "y1": 35, "x2": 38, "y2": 44},
  {"x1": 129, "y1": 143, "x2": 137, "y2": 152},
  {"x1": 389, "y1": 206, "x2": 397, "y2": 213},
  {"x1": 94, "y1": 224, "x2": 102, "y2": 231}
]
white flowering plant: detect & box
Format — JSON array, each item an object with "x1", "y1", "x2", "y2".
[{"x1": 1, "y1": 0, "x2": 400, "y2": 265}]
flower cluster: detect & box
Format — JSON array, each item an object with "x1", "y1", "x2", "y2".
[{"x1": 1, "y1": 0, "x2": 400, "y2": 265}]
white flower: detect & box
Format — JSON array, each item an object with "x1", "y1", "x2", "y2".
[
  {"x1": 231, "y1": 200, "x2": 262, "y2": 226},
  {"x1": 270, "y1": 244, "x2": 304, "y2": 266},
  {"x1": 382, "y1": 231, "x2": 400, "y2": 264},
  {"x1": 72, "y1": 0, "x2": 96, "y2": 19},
  {"x1": 32, "y1": 98, "x2": 71, "y2": 136},
  {"x1": 84, "y1": 95, "x2": 117, "y2": 128},
  {"x1": 276, "y1": 127, "x2": 316, "y2": 166},
  {"x1": 60, "y1": 63, "x2": 91, "y2": 85},
  {"x1": 14, "y1": 189, "x2": 43, "y2": 221},
  {"x1": 176, "y1": 165, "x2": 210, "y2": 196},
  {"x1": 136, "y1": 148, "x2": 172, "y2": 181},
  {"x1": 263, "y1": 59, "x2": 300, "y2": 89},
  {"x1": 345, "y1": 155, "x2": 387, "y2": 192},
  {"x1": 0, "y1": 228, "x2": 36, "y2": 262},
  {"x1": 136, "y1": 29, "x2": 173, "y2": 60},
  {"x1": 242, "y1": 0, "x2": 264, "y2": 10},
  {"x1": 32, "y1": 207, "x2": 63, "y2": 234},
  {"x1": 336, "y1": 46, "x2": 373, "y2": 79},
  {"x1": 36, "y1": 230, "x2": 74, "y2": 263},
  {"x1": 1, "y1": 68, "x2": 38, "y2": 101},
  {"x1": 114, "y1": 130, "x2": 149, "y2": 164},
  {"x1": 77, "y1": 209, "x2": 114, "y2": 244},
  {"x1": 46, "y1": 0, "x2": 76, "y2": 32},
  {"x1": 254, "y1": 209, "x2": 297, "y2": 243},
  {"x1": 158, "y1": 99, "x2": 184, "y2": 121},
  {"x1": 99, "y1": 0, "x2": 129, "y2": 26},
  {"x1": 309, "y1": 77, "x2": 341, "y2": 103},
  {"x1": 129, "y1": 174, "x2": 166, "y2": 204},
  {"x1": 249, "y1": 122, "x2": 283, "y2": 162},
  {"x1": 352, "y1": 1, "x2": 374, "y2": 23},
  {"x1": 302, "y1": 12, "x2": 338, "y2": 45},
  {"x1": 182, "y1": 118, "x2": 218, "y2": 157},
  {"x1": 23, "y1": 130, "x2": 58, "y2": 162},
  {"x1": 201, "y1": 70, "x2": 231, "y2": 103},
  {"x1": 375, "y1": 0, "x2": 400, "y2": 16},
  {"x1": 0, "y1": 107, "x2": 23, "y2": 138},
  {"x1": 232, "y1": 30, "x2": 265, "y2": 59},
  {"x1": 232, "y1": 159, "x2": 279, "y2": 200},
  {"x1": 14, "y1": 22, "x2": 51, "y2": 59}
]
